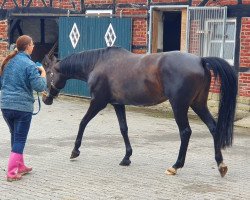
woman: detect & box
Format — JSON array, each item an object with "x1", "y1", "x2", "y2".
[{"x1": 0, "y1": 35, "x2": 47, "y2": 182}]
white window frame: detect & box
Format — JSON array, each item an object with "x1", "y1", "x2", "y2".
[
  {"x1": 86, "y1": 10, "x2": 113, "y2": 16},
  {"x1": 204, "y1": 19, "x2": 236, "y2": 65}
]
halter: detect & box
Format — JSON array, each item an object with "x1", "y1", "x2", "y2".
[
  {"x1": 42, "y1": 71, "x2": 61, "y2": 99},
  {"x1": 42, "y1": 40, "x2": 60, "y2": 99},
  {"x1": 47, "y1": 40, "x2": 58, "y2": 58}
]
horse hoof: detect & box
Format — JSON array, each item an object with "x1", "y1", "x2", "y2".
[
  {"x1": 119, "y1": 159, "x2": 131, "y2": 166},
  {"x1": 165, "y1": 167, "x2": 177, "y2": 175},
  {"x1": 70, "y1": 149, "x2": 80, "y2": 159},
  {"x1": 218, "y1": 163, "x2": 228, "y2": 177}
]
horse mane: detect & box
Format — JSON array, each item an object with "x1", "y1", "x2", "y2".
[{"x1": 59, "y1": 46, "x2": 122, "y2": 76}]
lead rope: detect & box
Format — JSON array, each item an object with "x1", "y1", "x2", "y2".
[{"x1": 32, "y1": 92, "x2": 41, "y2": 115}]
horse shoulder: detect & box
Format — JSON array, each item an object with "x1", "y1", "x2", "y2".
[{"x1": 87, "y1": 68, "x2": 110, "y2": 93}]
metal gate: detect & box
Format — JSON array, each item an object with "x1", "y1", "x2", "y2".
[
  {"x1": 59, "y1": 17, "x2": 132, "y2": 97},
  {"x1": 187, "y1": 7, "x2": 227, "y2": 58}
]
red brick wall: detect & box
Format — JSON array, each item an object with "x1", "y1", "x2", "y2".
[
  {"x1": 239, "y1": 73, "x2": 250, "y2": 97},
  {"x1": 117, "y1": 0, "x2": 147, "y2": 3},
  {"x1": 188, "y1": 20, "x2": 201, "y2": 55},
  {"x1": 0, "y1": 20, "x2": 8, "y2": 62},
  {"x1": 242, "y1": 0, "x2": 250, "y2": 4},
  {"x1": 192, "y1": 0, "x2": 202, "y2": 6},
  {"x1": 239, "y1": 17, "x2": 250, "y2": 97},
  {"x1": 132, "y1": 18, "x2": 147, "y2": 47},
  {"x1": 116, "y1": 7, "x2": 147, "y2": 50},
  {"x1": 210, "y1": 74, "x2": 221, "y2": 94},
  {"x1": 240, "y1": 18, "x2": 250, "y2": 68},
  {"x1": 206, "y1": 0, "x2": 238, "y2": 6},
  {"x1": 192, "y1": 0, "x2": 238, "y2": 6},
  {"x1": 133, "y1": 49, "x2": 147, "y2": 54},
  {"x1": 85, "y1": 0, "x2": 113, "y2": 3},
  {"x1": 151, "y1": 0, "x2": 187, "y2": 2},
  {"x1": 52, "y1": 1, "x2": 81, "y2": 11},
  {"x1": 0, "y1": 0, "x2": 81, "y2": 10}
]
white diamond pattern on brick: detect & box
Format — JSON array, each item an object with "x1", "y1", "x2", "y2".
[
  {"x1": 104, "y1": 23, "x2": 116, "y2": 47},
  {"x1": 69, "y1": 23, "x2": 80, "y2": 49}
]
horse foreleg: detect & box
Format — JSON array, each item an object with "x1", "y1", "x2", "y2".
[
  {"x1": 113, "y1": 104, "x2": 132, "y2": 166},
  {"x1": 166, "y1": 104, "x2": 191, "y2": 175},
  {"x1": 70, "y1": 99, "x2": 107, "y2": 159},
  {"x1": 191, "y1": 104, "x2": 227, "y2": 177}
]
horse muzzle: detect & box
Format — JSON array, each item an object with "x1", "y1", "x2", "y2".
[{"x1": 42, "y1": 91, "x2": 54, "y2": 105}]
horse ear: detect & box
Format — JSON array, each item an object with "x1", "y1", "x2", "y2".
[{"x1": 51, "y1": 55, "x2": 57, "y2": 62}]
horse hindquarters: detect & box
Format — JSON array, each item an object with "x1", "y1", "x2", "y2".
[
  {"x1": 191, "y1": 102, "x2": 228, "y2": 177},
  {"x1": 190, "y1": 78, "x2": 227, "y2": 176},
  {"x1": 166, "y1": 99, "x2": 192, "y2": 175},
  {"x1": 193, "y1": 57, "x2": 238, "y2": 177},
  {"x1": 191, "y1": 68, "x2": 225, "y2": 175},
  {"x1": 165, "y1": 80, "x2": 199, "y2": 174},
  {"x1": 161, "y1": 58, "x2": 208, "y2": 175}
]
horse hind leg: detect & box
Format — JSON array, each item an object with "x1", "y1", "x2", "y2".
[
  {"x1": 113, "y1": 104, "x2": 132, "y2": 166},
  {"x1": 191, "y1": 100, "x2": 227, "y2": 177},
  {"x1": 166, "y1": 100, "x2": 192, "y2": 176}
]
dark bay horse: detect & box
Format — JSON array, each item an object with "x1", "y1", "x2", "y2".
[{"x1": 42, "y1": 46, "x2": 237, "y2": 177}]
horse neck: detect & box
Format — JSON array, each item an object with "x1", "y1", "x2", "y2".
[
  {"x1": 59, "y1": 52, "x2": 100, "y2": 81},
  {"x1": 64, "y1": 63, "x2": 92, "y2": 81},
  {"x1": 81, "y1": 62, "x2": 95, "y2": 81}
]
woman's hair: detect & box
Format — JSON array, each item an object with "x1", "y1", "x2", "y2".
[{"x1": 0, "y1": 35, "x2": 32, "y2": 75}]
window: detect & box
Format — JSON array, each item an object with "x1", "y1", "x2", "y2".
[{"x1": 204, "y1": 19, "x2": 236, "y2": 65}]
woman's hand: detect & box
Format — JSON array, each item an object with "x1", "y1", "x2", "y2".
[{"x1": 37, "y1": 66, "x2": 46, "y2": 78}]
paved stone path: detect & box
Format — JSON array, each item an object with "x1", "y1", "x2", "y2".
[{"x1": 0, "y1": 96, "x2": 249, "y2": 200}]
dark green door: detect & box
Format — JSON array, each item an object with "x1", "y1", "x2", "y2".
[{"x1": 59, "y1": 17, "x2": 132, "y2": 97}]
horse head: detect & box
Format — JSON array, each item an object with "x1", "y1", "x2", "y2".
[{"x1": 42, "y1": 54, "x2": 66, "y2": 105}]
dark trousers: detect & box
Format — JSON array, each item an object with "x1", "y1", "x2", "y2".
[{"x1": 2, "y1": 109, "x2": 32, "y2": 154}]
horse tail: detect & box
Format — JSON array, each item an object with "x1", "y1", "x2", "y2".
[{"x1": 201, "y1": 57, "x2": 238, "y2": 149}]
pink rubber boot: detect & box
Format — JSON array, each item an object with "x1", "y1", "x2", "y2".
[
  {"x1": 7, "y1": 152, "x2": 22, "y2": 182},
  {"x1": 18, "y1": 154, "x2": 32, "y2": 175}
]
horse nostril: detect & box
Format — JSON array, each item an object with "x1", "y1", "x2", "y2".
[{"x1": 42, "y1": 95, "x2": 53, "y2": 105}]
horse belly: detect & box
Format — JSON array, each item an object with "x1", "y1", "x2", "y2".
[{"x1": 110, "y1": 79, "x2": 167, "y2": 106}]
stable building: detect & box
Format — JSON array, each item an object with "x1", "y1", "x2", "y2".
[{"x1": 0, "y1": 0, "x2": 249, "y2": 115}]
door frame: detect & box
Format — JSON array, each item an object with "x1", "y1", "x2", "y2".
[{"x1": 148, "y1": 5, "x2": 189, "y2": 53}]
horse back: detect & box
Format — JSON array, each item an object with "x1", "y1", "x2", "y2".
[{"x1": 89, "y1": 50, "x2": 207, "y2": 106}]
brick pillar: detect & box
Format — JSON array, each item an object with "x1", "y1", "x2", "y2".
[{"x1": 0, "y1": 20, "x2": 9, "y2": 63}]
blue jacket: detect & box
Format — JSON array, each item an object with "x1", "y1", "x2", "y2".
[{"x1": 0, "y1": 52, "x2": 47, "y2": 113}]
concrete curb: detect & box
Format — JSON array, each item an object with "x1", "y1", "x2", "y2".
[{"x1": 234, "y1": 115, "x2": 250, "y2": 128}]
